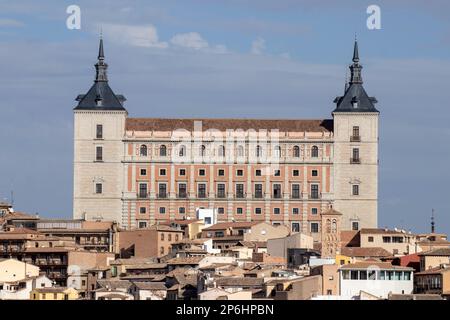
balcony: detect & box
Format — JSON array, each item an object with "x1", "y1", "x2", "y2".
[
  {"x1": 137, "y1": 192, "x2": 149, "y2": 199},
  {"x1": 272, "y1": 194, "x2": 282, "y2": 199},
  {"x1": 157, "y1": 192, "x2": 168, "y2": 199},
  {"x1": 235, "y1": 193, "x2": 246, "y2": 199},
  {"x1": 291, "y1": 194, "x2": 301, "y2": 200},
  {"x1": 350, "y1": 157, "x2": 361, "y2": 164},
  {"x1": 177, "y1": 192, "x2": 188, "y2": 199},
  {"x1": 309, "y1": 193, "x2": 322, "y2": 200},
  {"x1": 216, "y1": 192, "x2": 226, "y2": 199},
  {"x1": 197, "y1": 192, "x2": 208, "y2": 199},
  {"x1": 254, "y1": 193, "x2": 264, "y2": 199},
  {"x1": 350, "y1": 135, "x2": 361, "y2": 142}
]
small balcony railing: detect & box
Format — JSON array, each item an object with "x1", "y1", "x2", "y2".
[
  {"x1": 177, "y1": 192, "x2": 188, "y2": 199},
  {"x1": 137, "y1": 192, "x2": 149, "y2": 199},
  {"x1": 157, "y1": 192, "x2": 168, "y2": 199},
  {"x1": 309, "y1": 192, "x2": 321, "y2": 200},
  {"x1": 350, "y1": 157, "x2": 361, "y2": 164},
  {"x1": 350, "y1": 135, "x2": 361, "y2": 142}
]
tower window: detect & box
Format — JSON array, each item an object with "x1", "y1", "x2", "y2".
[
  {"x1": 353, "y1": 126, "x2": 360, "y2": 137},
  {"x1": 352, "y1": 185, "x2": 359, "y2": 195},
  {"x1": 95, "y1": 146, "x2": 103, "y2": 161},
  {"x1": 96, "y1": 124, "x2": 103, "y2": 139},
  {"x1": 352, "y1": 221, "x2": 359, "y2": 231},
  {"x1": 95, "y1": 183, "x2": 103, "y2": 194}
]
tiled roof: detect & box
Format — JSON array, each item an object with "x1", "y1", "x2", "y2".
[
  {"x1": 341, "y1": 230, "x2": 360, "y2": 247},
  {"x1": 415, "y1": 266, "x2": 450, "y2": 276},
  {"x1": 340, "y1": 247, "x2": 392, "y2": 258},
  {"x1": 97, "y1": 279, "x2": 132, "y2": 290},
  {"x1": 132, "y1": 281, "x2": 167, "y2": 291},
  {"x1": 418, "y1": 248, "x2": 450, "y2": 256},
  {"x1": 215, "y1": 277, "x2": 264, "y2": 287},
  {"x1": 126, "y1": 263, "x2": 168, "y2": 270},
  {"x1": 166, "y1": 256, "x2": 203, "y2": 265},
  {"x1": 126, "y1": 118, "x2": 333, "y2": 133},
  {"x1": 203, "y1": 221, "x2": 260, "y2": 231}
]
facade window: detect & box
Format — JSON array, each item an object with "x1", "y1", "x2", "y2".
[
  {"x1": 96, "y1": 124, "x2": 103, "y2": 139},
  {"x1": 178, "y1": 183, "x2": 187, "y2": 198},
  {"x1": 352, "y1": 221, "x2": 359, "y2": 231},
  {"x1": 352, "y1": 185, "x2": 359, "y2": 195},
  {"x1": 236, "y1": 207, "x2": 243, "y2": 215},
  {"x1": 160, "y1": 247, "x2": 164, "y2": 254},
  {"x1": 293, "y1": 146, "x2": 300, "y2": 157},
  {"x1": 310, "y1": 184, "x2": 319, "y2": 199},
  {"x1": 256, "y1": 145, "x2": 262, "y2": 158},
  {"x1": 200, "y1": 145, "x2": 206, "y2": 157},
  {"x1": 312, "y1": 170, "x2": 318, "y2": 177},
  {"x1": 159, "y1": 169, "x2": 166, "y2": 176},
  {"x1": 96, "y1": 146, "x2": 103, "y2": 161},
  {"x1": 217, "y1": 184, "x2": 226, "y2": 198},
  {"x1": 255, "y1": 208, "x2": 262, "y2": 215},
  {"x1": 168, "y1": 234, "x2": 172, "y2": 242},
  {"x1": 138, "y1": 221, "x2": 147, "y2": 229},
  {"x1": 383, "y1": 236, "x2": 391, "y2": 243},
  {"x1": 217, "y1": 207, "x2": 225, "y2": 214},
  {"x1": 273, "y1": 208, "x2": 280, "y2": 215},
  {"x1": 254, "y1": 184, "x2": 263, "y2": 198},
  {"x1": 293, "y1": 170, "x2": 299, "y2": 177},
  {"x1": 140, "y1": 169, "x2": 147, "y2": 176},
  {"x1": 291, "y1": 184, "x2": 300, "y2": 199},
  {"x1": 237, "y1": 145, "x2": 244, "y2": 157},
  {"x1": 140, "y1": 145, "x2": 148, "y2": 156},
  {"x1": 255, "y1": 169, "x2": 262, "y2": 176},
  {"x1": 292, "y1": 223, "x2": 300, "y2": 233},
  {"x1": 139, "y1": 207, "x2": 146, "y2": 214},
  {"x1": 352, "y1": 148, "x2": 360, "y2": 162},
  {"x1": 368, "y1": 236, "x2": 374, "y2": 242},
  {"x1": 236, "y1": 169, "x2": 244, "y2": 176},
  {"x1": 311, "y1": 208, "x2": 318, "y2": 215},
  {"x1": 292, "y1": 208, "x2": 299, "y2": 215},
  {"x1": 273, "y1": 184, "x2": 282, "y2": 198},
  {"x1": 235, "y1": 184, "x2": 244, "y2": 198},
  {"x1": 198, "y1": 183, "x2": 207, "y2": 198},
  {"x1": 159, "y1": 207, "x2": 166, "y2": 214},
  {"x1": 179, "y1": 207, "x2": 185, "y2": 214},
  {"x1": 159, "y1": 145, "x2": 167, "y2": 157},
  {"x1": 138, "y1": 183, "x2": 147, "y2": 198},
  {"x1": 353, "y1": 126, "x2": 360, "y2": 138},
  {"x1": 199, "y1": 169, "x2": 206, "y2": 176},
  {"x1": 158, "y1": 184, "x2": 167, "y2": 198},
  {"x1": 179, "y1": 169, "x2": 186, "y2": 176},
  {"x1": 311, "y1": 146, "x2": 319, "y2": 158},
  {"x1": 95, "y1": 183, "x2": 103, "y2": 194},
  {"x1": 218, "y1": 145, "x2": 225, "y2": 157},
  {"x1": 178, "y1": 145, "x2": 186, "y2": 157},
  {"x1": 274, "y1": 146, "x2": 281, "y2": 158},
  {"x1": 218, "y1": 169, "x2": 225, "y2": 176},
  {"x1": 310, "y1": 223, "x2": 319, "y2": 233},
  {"x1": 274, "y1": 169, "x2": 281, "y2": 176}
]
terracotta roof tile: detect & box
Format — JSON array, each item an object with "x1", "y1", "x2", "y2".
[
  {"x1": 418, "y1": 248, "x2": 450, "y2": 256},
  {"x1": 340, "y1": 247, "x2": 392, "y2": 258},
  {"x1": 203, "y1": 221, "x2": 260, "y2": 231}
]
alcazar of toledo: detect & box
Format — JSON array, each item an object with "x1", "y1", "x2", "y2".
[{"x1": 73, "y1": 38, "x2": 379, "y2": 238}]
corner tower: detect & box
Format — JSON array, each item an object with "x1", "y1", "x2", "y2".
[
  {"x1": 73, "y1": 37, "x2": 127, "y2": 222},
  {"x1": 332, "y1": 40, "x2": 379, "y2": 230}
]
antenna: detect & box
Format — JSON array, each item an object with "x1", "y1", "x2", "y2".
[{"x1": 10, "y1": 190, "x2": 14, "y2": 207}]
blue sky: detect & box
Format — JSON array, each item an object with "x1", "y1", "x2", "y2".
[{"x1": 0, "y1": 0, "x2": 450, "y2": 234}]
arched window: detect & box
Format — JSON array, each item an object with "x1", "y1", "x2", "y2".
[
  {"x1": 326, "y1": 219, "x2": 331, "y2": 233},
  {"x1": 200, "y1": 145, "x2": 206, "y2": 157},
  {"x1": 293, "y1": 145, "x2": 300, "y2": 158},
  {"x1": 179, "y1": 145, "x2": 186, "y2": 157},
  {"x1": 237, "y1": 145, "x2": 244, "y2": 157},
  {"x1": 160, "y1": 145, "x2": 167, "y2": 157},
  {"x1": 218, "y1": 145, "x2": 225, "y2": 157},
  {"x1": 311, "y1": 145, "x2": 319, "y2": 158},
  {"x1": 274, "y1": 145, "x2": 281, "y2": 158},
  {"x1": 256, "y1": 145, "x2": 262, "y2": 158},
  {"x1": 331, "y1": 219, "x2": 337, "y2": 233},
  {"x1": 140, "y1": 145, "x2": 147, "y2": 156}
]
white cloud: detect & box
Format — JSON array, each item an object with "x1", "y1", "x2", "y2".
[
  {"x1": 101, "y1": 24, "x2": 168, "y2": 48},
  {"x1": 0, "y1": 18, "x2": 24, "y2": 27},
  {"x1": 251, "y1": 36, "x2": 266, "y2": 55},
  {"x1": 170, "y1": 32, "x2": 209, "y2": 49}
]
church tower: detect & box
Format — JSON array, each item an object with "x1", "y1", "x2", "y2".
[
  {"x1": 332, "y1": 40, "x2": 379, "y2": 231},
  {"x1": 73, "y1": 37, "x2": 127, "y2": 222}
]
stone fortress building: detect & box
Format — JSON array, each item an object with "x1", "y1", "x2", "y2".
[{"x1": 73, "y1": 38, "x2": 379, "y2": 235}]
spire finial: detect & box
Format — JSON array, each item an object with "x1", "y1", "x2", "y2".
[
  {"x1": 95, "y1": 35, "x2": 108, "y2": 82},
  {"x1": 431, "y1": 208, "x2": 435, "y2": 233},
  {"x1": 352, "y1": 37, "x2": 359, "y2": 63},
  {"x1": 98, "y1": 32, "x2": 105, "y2": 61}
]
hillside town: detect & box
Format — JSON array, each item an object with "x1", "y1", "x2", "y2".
[{"x1": 1, "y1": 201, "x2": 448, "y2": 301}]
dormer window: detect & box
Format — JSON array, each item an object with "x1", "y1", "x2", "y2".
[
  {"x1": 95, "y1": 96, "x2": 103, "y2": 107},
  {"x1": 351, "y1": 96, "x2": 359, "y2": 109}
]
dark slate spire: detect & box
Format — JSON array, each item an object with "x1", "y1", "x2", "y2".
[
  {"x1": 333, "y1": 39, "x2": 378, "y2": 113},
  {"x1": 74, "y1": 37, "x2": 127, "y2": 111}
]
